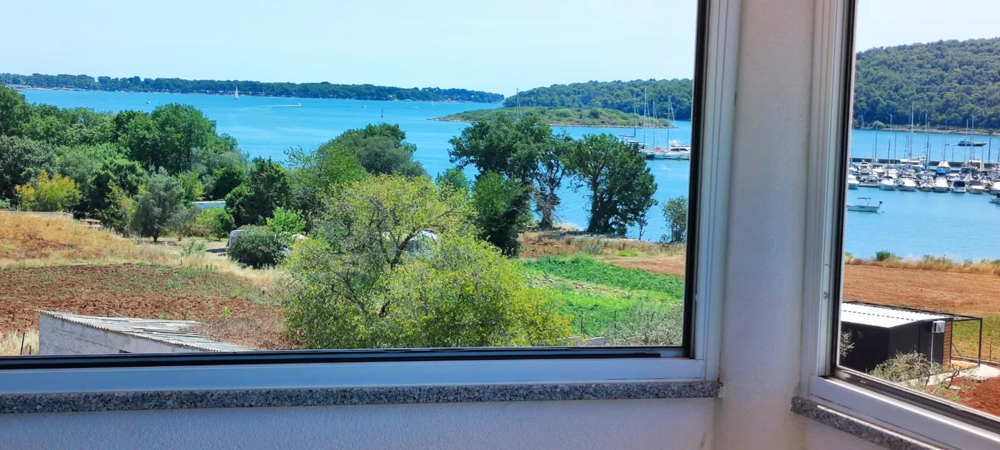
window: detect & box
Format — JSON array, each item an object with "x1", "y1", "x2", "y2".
[
  {"x1": 0, "y1": 0, "x2": 722, "y2": 371},
  {"x1": 829, "y1": 0, "x2": 1000, "y2": 434}
]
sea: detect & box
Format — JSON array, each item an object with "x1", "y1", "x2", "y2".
[{"x1": 19, "y1": 89, "x2": 1000, "y2": 261}]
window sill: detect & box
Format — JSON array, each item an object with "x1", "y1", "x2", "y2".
[
  {"x1": 802, "y1": 377, "x2": 1000, "y2": 449},
  {"x1": 0, "y1": 380, "x2": 719, "y2": 415}
]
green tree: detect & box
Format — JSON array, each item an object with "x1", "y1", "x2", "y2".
[
  {"x1": 535, "y1": 133, "x2": 573, "y2": 229},
  {"x1": 226, "y1": 157, "x2": 291, "y2": 226},
  {"x1": 0, "y1": 136, "x2": 55, "y2": 200},
  {"x1": 196, "y1": 207, "x2": 236, "y2": 240},
  {"x1": 661, "y1": 196, "x2": 689, "y2": 244},
  {"x1": 435, "y1": 168, "x2": 471, "y2": 194},
  {"x1": 0, "y1": 85, "x2": 30, "y2": 137},
  {"x1": 15, "y1": 170, "x2": 82, "y2": 212},
  {"x1": 282, "y1": 175, "x2": 568, "y2": 349},
  {"x1": 471, "y1": 171, "x2": 532, "y2": 257},
  {"x1": 325, "y1": 124, "x2": 426, "y2": 177},
  {"x1": 130, "y1": 170, "x2": 184, "y2": 242},
  {"x1": 286, "y1": 143, "x2": 367, "y2": 219},
  {"x1": 564, "y1": 134, "x2": 657, "y2": 235},
  {"x1": 209, "y1": 165, "x2": 245, "y2": 200},
  {"x1": 448, "y1": 113, "x2": 551, "y2": 183},
  {"x1": 150, "y1": 104, "x2": 216, "y2": 174}
]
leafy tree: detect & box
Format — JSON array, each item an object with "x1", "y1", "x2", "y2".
[
  {"x1": 504, "y1": 79, "x2": 694, "y2": 122},
  {"x1": 535, "y1": 133, "x2": 573, "y2": 229},
  {"x1": 209, "y1": 165, "x2": 245, "y2": 200},
  {"x1": 226, "y1": 157, "x2": 291, "y2": 226},
  {"x1": 15, "y1": 170, "x2": 82, "y2": 212},
  {"x1": 435, "y1": 167, "x2": 471, "y2": 194},
  {"x1": 564, "y1": 134, "x2": 657, "y2": 235},
  {"x1": 282, "y1": 175, "x2": 568, "y2": 349},
  {"x1": 471, "y1": 171, "x2": 532, "y2": 257},
  {"x1": 661, "y1": 196, "x2": 689, "y2": 244},
  {"x1": 0, "y1": 85, "x2": 30, "y2": 136},
  {"x1": 286, "y1": 143, "x2": 367, "y2": 219},
  {"x1": 266, "y1": 206, "x2": 307, "y2": 236},
  {"x1": 176, "y1": 171, "x2": 205, "y2": 203},
  {"x1": 114, "y1": 111, "x2": 160, "y2": 170},
  {"x1": 448, "y1": 113, "x2": 551, "y2": 183},
  {"x1": 150, "y1": 104, "x2": 216, "y2": 174},
  {"x1": 130, "y1": 170, "x2": 184, "y2": 242},
  {"x1": 325, "y1": 124, "x2": 426, "y2": 177},
  {"x1": 0, "y1": 136, "x2": 55, "y2": 200}
]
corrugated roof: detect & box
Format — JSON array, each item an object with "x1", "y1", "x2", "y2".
[
  {"x1": 841, "y1": 303, "x2": 950, "y2": 328},
  {"x1": 40, "y1": 311, "x2": 252, "y2": 352}
]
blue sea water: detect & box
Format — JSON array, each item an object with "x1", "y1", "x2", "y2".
[{"x1": 19, "y1": 89, "x2": 1000, "y2": 260}]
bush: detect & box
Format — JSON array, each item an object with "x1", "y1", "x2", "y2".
[
  {"x1": 227, "y1": 226, "x2": 285, "y2": 269},
  {"x1": 471, "y1": 171, "x2": 532, "y2": 257},
  {"x1": 14, "y1": 170, "x2": 82, "y2": 212},
  {"x1": 181, "y1": 239, "x2": 207, "y2": 256},
  {"x1": 170, "y1": 205, "x2": 203, "y2": 239},
  {"x1": 605, "y1": 301, "x2": 683, "y2": 346},
  {"x1": 266, "y1": 206, "x2": 306, "y2": 236},
  {"x1": 196, "y1": 207, "x2": 235, "y2": 240},
  {"x1": 875, "y1": 250, "x2": 899, "y2": 262}
]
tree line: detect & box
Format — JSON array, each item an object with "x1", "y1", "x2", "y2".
[
  {"x1": 502, "y1": 79, "x2": 695, "y2": 122},
  {"x1": 854, "y1": 37, "x2": 1000, "y2": 131},
  {"x1": 1, "y1": 73, "x2": 504, "y2": 103}
]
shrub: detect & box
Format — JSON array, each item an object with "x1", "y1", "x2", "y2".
[
  {"x1": 584, "y1": 238, "x2": 606, "y2": 255},
  {"x1": 196, "y1": 207, "x2": 235, "y2": 240},
  {"x1": 14, "y1": 170, "x2": 82, "y2": 212},
  {"x1": 875, "y1": 250, "x2": 899, "y2": 262},
  {"x1": 616, "y1": 250, "x2": 639, "y2": 257},
  {"x1": 227, "y1": 226, "x2": 285, "y2": 269},
  {"x1": 130, "y1": 171, "x2": 184, "y2": 242},
  {"x1": 181, "y1": 239, "x2": 207, "y2": 256},
  {"x1": 605, "y1": 301, "x2": 683, "y2": 346},
  {"x1": 170, "y1": 205, "x2": 204, "y2": 239},
  {"x1": 266, "y1": 206, "x2": 306, "y2": 236},
  {"x1": 471, "y1": 171, "x2": 532, "y2": 257}
]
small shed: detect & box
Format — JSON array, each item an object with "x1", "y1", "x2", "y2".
[{"x1": 840, "y1": 302, "x2": 958, "y2": 373}]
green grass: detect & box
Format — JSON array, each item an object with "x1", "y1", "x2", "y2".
[
  {"x1": 523, "y1": 256, "x2": 684, "y2": 298},
  {"x1": 952, "y1": 315, "x2": 1000, "y2": 362},
  {"x1": 523, "y1": 256, "x2": 684, "y2": 342},
  {"x1": 434, "y1": 106, "x2": 672, "y2": 128}
]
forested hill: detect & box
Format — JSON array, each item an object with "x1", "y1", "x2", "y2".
[
  {"x1": 854, "y1": 37, "x2": 1000, "y2": 130},
  {"x1": 0, "y1": 73, "x2": 504, "y2": 103},
  {"x1": 503, "y1": 79, "x2": 695, "y2": 121}
]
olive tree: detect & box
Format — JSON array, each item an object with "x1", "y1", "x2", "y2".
[{"x1": 282, "y1": 175, "x2": 569, "y2": 349}]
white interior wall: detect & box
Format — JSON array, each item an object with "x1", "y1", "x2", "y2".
[{"x1": 0, "y1": 0, "x2": 893, "y2": 448}]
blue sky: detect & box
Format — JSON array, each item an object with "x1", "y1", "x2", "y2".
[{"x1": 1, "y1": 0, "x2": 998, "y2": 96}]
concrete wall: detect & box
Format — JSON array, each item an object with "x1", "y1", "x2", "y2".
[
  {"x1": 39, "y1": 314, "x2": 200, "y2": 355},
  {"x1": 4, "y1": 0, "x2": 888, "y2": 448}
]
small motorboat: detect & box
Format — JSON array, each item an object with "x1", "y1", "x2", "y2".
[
  {"x1": 933, "y1": 177, "x2": 950, "y2": 193},
  {"x1": 991, "y1": 193, "x2": 1000, "y2": 204},
  {"x1": 958, "y1": 138, "x2": 986, "y2": 147},
  {"x1": 897, "y1": 178, "x2": 917, "y2": 192},
  {"x1": 847, "y1": 197, "x2": 882, "y2": 213},
  {"x1": 951, "y1": 180, "x2": 967, "y2": 194},
  {"x1": 968, "y1": 181, "x2": 986, "y2": 194}
]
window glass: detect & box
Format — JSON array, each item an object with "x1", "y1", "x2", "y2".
[
  {"x1": 0, "y1": 1, "x2": 701, "y2": 357},
  {"x1": 838, "y1": 0, "x2": 1000, "y2": 421}
]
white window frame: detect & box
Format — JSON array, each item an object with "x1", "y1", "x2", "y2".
[
  {"x1": 0, "y1": 0, "x2": 740, "y2": 395},
  {"x1": 800, "y1": 0, "x2": 1000, "y2": 447}
]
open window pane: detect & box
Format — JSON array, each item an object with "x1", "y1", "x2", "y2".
[
  {"x1": 0, "y1": 1, "x2": 702, "y2": 358},
  {"x1": 838, "y1": 0, "x2": 1000, "y2": 422}
]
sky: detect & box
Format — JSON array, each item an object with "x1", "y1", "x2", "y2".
[
  {"x1": 3, "y1": 1, "x2": 999, "y2": 96},
  {"x1": 0, "y1": 0, "x2": 698, "y2": 96}
]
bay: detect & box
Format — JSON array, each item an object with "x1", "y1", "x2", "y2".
[{"x1": 19, "y1": 89, "x2": 1000, "y2": 260}]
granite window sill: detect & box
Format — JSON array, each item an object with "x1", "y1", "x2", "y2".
[
  {"x1": 0, "y1": 381, "x2": 720, "y2": 415},
  {"x1": 791, "y1": 396, "x2": 940, "y2": 450}
]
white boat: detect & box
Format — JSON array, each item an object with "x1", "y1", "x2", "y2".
[
  {"x1": 234, "y1": 85, "x2": 239, "y2": 100},
  {"x1": 878, "y1": 178, "x2": 896, "y2": 191},
  {"x1": 662, "y1": 145, "x2": 692, "y2": 160},
  {"x1": 847, "y1": 174, "x2": 860, "y2": 190},
  {"x1": 847, "y1": 197, "x2": 882, "y2": 213},
  {"x1": 968, "y1": 181, "x2": 986, "y2": 194},
  {"x1": 933, "y1": 177, "x2": 950, "y2": 193},
  {"x1": 958, "y1": 138, "x2": 986, "y2": 147},
  {"x1": 897, "y1": 178, "x2": 917, "y2": 192},
  {"x1": 917, "y1": 180, "x2": 934, "y2": 192},
  {"x1": 951, "y1": 180, "x2": 967, "y2": 194}
]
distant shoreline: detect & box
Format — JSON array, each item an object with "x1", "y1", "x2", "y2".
[
  {"x1": 7, "y1": 85, "x2": 502, "y2": 105},
  {"x1": 434, "y1": 106, "x2": 676, "y2": 129}
]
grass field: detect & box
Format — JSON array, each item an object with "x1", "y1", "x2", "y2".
[{"x1": 523, "y1": 256, "x2": 684, "y2": 344}]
